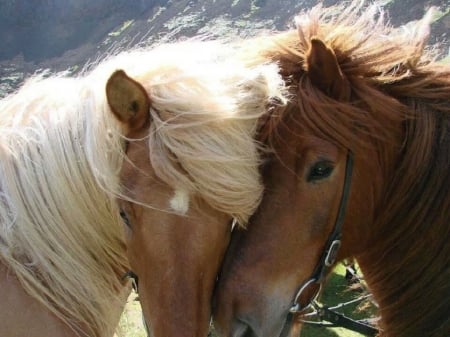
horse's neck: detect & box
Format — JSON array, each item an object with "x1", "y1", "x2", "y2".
[{"x1": 356, "y1": 108, "x2": 450, "y2": 337}]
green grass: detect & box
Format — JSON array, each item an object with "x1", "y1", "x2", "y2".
[
  {"x1": 117, "y1": 264, "x2": 377, "y2": 337},
  {"x1": 300, "y1": 264, "x2": 377, "y2": 337}
]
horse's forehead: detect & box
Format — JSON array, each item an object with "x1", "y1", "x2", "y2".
[{"x1": 120, "y1": 139, "x2": 193, "y2": 214}]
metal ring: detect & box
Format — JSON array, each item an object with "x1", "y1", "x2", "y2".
[{"x1": 289, "y1": 278, "x2": 322, "y2": 314}]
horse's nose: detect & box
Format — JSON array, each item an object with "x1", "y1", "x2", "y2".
[
  {"x1": 212, "y1": 273, "x2": 270, "y2": 337},
  {"x1": 212, "y1": 272, "x2": 256, "y2": 337},
  {"x1": 212, "y1": 227, "x2": 295, "y2": 337},
  {"x1": 213, "y1": 268, "x2": 296, "y2": 337}
]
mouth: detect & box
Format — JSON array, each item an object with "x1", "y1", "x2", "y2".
[
  {"x1": 209, "y1": 317, "x2": 254, "y2": 337},
  {"x1": 213, "y1": 295, "x2": 299, "y2": 337},
  {"x1": 233, "y1": 319, "x2": 257, "y2": 337},
  {"x1": 228, "y1": 313, "x2": 296, "y2": 337}
]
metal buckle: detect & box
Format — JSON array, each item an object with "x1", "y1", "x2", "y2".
[{"x1": 324, "y1": 239, "x2": 341, "y2": 267}]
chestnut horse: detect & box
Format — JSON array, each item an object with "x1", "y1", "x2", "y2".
[
  {"x1": 0, "y1": 40, "x2": 285, "y2": 336},
  {"x1": 214, "y1": 4, "x2": 449, "y2": 337}
]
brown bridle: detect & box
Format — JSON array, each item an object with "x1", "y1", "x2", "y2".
[
  {"x1": 280, "y1": 150, "x2": 379, "y2": 337},
  {"x1": 293, "y1": 151, "x2": 353, "y2": 313},
  {"x1": 279, "y1": 151, "x2": 354, "y2": 337}
]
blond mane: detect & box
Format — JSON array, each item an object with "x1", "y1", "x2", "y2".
[
  {"x1": 0, "y1": 74, "x2": 128, "y2": 337},
  {"x1": 0, "y1": 40, "x2": 286, "y2": 336},
  {"x1": 94, "y1": 41, "x2": 286, "y2": 224}
]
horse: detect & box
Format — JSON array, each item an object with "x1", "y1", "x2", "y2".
[
  {"x1": 213, "y1": 3, "x2": 450, "y2": 337},
  {"x1": 0, "y1": 39, "x2": 286, "y2": 337}
]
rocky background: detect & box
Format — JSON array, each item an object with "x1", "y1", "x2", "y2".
[{"x1": 1, "y1": 0, "x2": 449, "y2": 98}]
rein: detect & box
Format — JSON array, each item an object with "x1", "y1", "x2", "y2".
[
  {"x1": 300, "y1": 294, "x2": 379, "y2": 336},
  {"x1": 280, "y1": 151, "x2": 377, "y2": 336}
]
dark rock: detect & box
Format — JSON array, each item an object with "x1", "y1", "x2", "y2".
[{"x1": 1, "y1": 0, "x2": 448, "y2": 98}]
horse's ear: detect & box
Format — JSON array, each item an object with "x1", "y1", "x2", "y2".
[
  {"x1": 106, "y1": 70, "x2": 151, "y2": 131},
  {"x1": 306, "y1": 37, "x2": 350, "y2": 100}
]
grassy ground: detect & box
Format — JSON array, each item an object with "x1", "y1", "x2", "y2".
[
  {"x1": 300, "y1": 264, "x2": 377, "y2": 337},
  {"x1": 116, "y1": 263, "x2": 377, "y2": 337}
]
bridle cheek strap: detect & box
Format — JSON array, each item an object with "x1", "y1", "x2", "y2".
[{"x1": 289, "y1": 151, "x2": 354, "y2": 315}]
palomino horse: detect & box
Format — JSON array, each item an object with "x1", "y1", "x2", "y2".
[
  {"x1": 214, "y1": 4, "x2": 449, "y2": 337},
  {"x1": 104, "y1": 43, "x2": 285, "y2": 337},
  {"x1": 0, "y1": 40, "x2": 285, "y2": 336}
]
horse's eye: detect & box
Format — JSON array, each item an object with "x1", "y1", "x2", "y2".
[
  {"x1": 307, "y1": 161, "x2": 334, "y2": 182},
  {"x1": 120, "y1": 210, "x2": 132, "y2": 228}
]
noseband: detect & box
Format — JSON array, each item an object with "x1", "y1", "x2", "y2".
[{"x1": 287, "y1": 151, "x2": 354, "y2": 316}]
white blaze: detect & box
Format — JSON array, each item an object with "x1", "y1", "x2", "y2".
[{"x1": 169, "y1": 189, "x2": 190, "y2": 214}]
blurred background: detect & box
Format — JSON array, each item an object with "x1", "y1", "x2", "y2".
[{"x1": 1, "y1": 0, "x2": 449, "y2": 98}]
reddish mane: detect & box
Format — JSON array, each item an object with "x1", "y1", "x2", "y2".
[{"x1": 241, "y1": 4, "x2": 449, "y2": 336}]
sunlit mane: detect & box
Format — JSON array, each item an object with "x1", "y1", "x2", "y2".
[
  {"x1": 93, "y1": 41, "x2": 286, "y2": 224},
  {"x1": 238, "y1": 3, "x2": 450, "y2": 336},
  {"x1": 142, "y1": 45, "x2": 286, "y2": 224},
  {"x1": 0, "y1": 40, "x2": 286, "y2": 336},
  {"x1": 0, "y1": 74, "x2": 128, "y2": 337}
]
